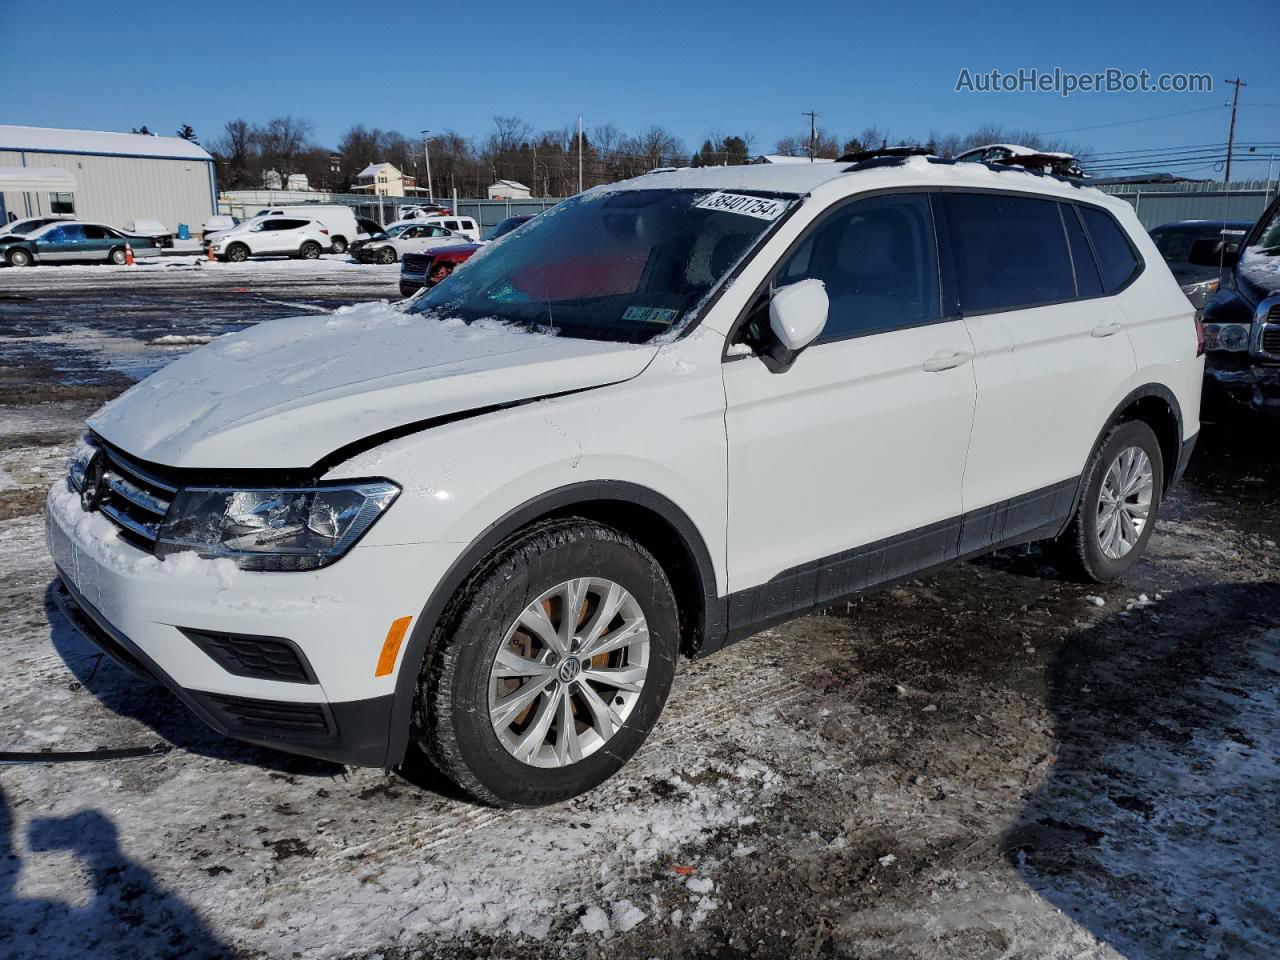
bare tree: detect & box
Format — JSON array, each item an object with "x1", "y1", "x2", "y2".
[{"x1": 254, "y1": 115, "x2": 314, "y2": 184}]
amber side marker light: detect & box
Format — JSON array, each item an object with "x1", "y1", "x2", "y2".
[{"x1": 375, "y1": 616, "x2": 414, "y2": 677}]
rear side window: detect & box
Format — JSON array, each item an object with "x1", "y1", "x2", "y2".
[
  {"x1": 942, "y1": 193, "x2": 1076, "y2": 313},
  {"x1": 1060, "y1": 205, "x2": 1103, "y2": 298},
  {"x1": 1079, "y1": 206, "x2": 1140, "y2": 292},
  {"x1": 82, "y1": 225, "x2": 107, "y2": 240},
  {"x1": 775, "y1": 192, "x2": 940, "y2": 341}
]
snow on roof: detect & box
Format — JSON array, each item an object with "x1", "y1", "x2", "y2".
[
  {"x1": 594, "y1": 155, "x2": 1119, "y2": 209},
  {"x1": 0, "y1": 166, "x2": 77, "y2": 191},
  {"x1": 492, "y1": 179, "x2": 529, "y2": 189},
  {"x1": 960, "y1": 143, "x2": 1075, "y2": 161},
  {"x1": 0, "y1": 124, "x2": 211, "y2": 161},
  {"x1": 753, "y1": 154, "x2": 837, "y2": 165},
  {"x1": 357, "y1": 162, "x2": 400, "y2": 177}
]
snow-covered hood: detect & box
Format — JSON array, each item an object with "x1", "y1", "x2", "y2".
[{"x1": 89, "y1": 302, "x2": 658, "y2": 470}]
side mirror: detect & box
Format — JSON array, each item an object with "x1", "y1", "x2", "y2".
[
  {"x1": 766, "y1": 279, "x2": 828, "y2": 369},
  {"x1": 1187, "y1": 236, "x2": 1237, "y2": 268}
]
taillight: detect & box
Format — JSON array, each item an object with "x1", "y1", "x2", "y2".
[
  {"x1": 1194, "y1": 314, "x2": 1205, "y2": 357},
  {"x1": 320, "y1": 228, "x2": 329, "y2": 235}
]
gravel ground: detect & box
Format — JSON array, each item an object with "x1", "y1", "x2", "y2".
[{"x1": 0, "y1": 261, "x2": 1276, "y2": 959}]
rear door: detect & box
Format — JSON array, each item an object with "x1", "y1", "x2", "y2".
[
  {"x1": 723, "y1": 192, "x2": 977, "y2": 605},
  {"x1": 941, "y1": 192, "x2": 1137, "y2": 549}
]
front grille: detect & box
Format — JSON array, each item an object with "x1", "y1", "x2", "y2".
[
  {"x1": 202, "y1": 693, "x2": 332, "y2": 736},
  {"x1": 70, "y1": 441, "x2": 175, "y2": 551},
  {"x1": 183, "y1": 629, "x2": 316, "y2": 684},
  {"x1": 1261, "y1": 324, "x2": 1280, "y2": 358},
  {"x1": 1267, "y1": 303, "x2": 1280, "y2": 322}
]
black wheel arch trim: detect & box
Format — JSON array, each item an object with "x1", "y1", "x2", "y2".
[
  {"x1": 1059, "y1": 382, "x2": 1187, "y2": 538},
  {"x1": 383, "y1": 480, "x2": 724, "y2": 769}
]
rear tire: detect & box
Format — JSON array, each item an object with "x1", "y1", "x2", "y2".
[
  {"x1": 108, "y1": 247, "x2": 127, "y2": 265},
  {"x1": 414, "y1": 520, "x2": 679, "y2": 807},
  {"x1": 7, "y1": 248, "x2": 32, "y2": 267},
  {"x1": 330, "y1": 236, "x2": 348, "y2": 255},
  {"x1": 225, "y1": 243, "x2": 249, "y2": 263},
  {"x1": 1051, "y1": 420, "x2": 1164, "y2": 582},
  {"x1": 299, "y1": 241, "x2": 321, "y2": 260}
]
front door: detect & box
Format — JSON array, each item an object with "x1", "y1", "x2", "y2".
[{"x1": 723, "y1": 193, "x2": 977, "y2": 625}]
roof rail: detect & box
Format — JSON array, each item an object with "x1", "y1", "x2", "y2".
[{"x1": 839, "y1": 145, "x2": 931, "y2": 166}]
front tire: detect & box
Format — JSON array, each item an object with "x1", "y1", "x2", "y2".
[
  {"x1": 377, "y1": 246, "x2": 397, "y2": 264},
  {"x1": 1052, "y1": 420, "x2": 1164, "y2": 582},
  {"x1": 415, "y1": 520, "x2": 679, "y2": 807},
  {"x1": 7, "y1": 248, "x2": 32, "y2": 267},
  {"x1": 225, "y1": 243, "x2": 249, "y2": 263}
]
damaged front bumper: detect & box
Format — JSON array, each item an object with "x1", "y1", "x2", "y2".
[{"x1": 1204, "y1": 358, "x2": 1280, "y2": 416}]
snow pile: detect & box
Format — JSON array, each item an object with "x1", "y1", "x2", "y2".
[{"x1": 46, "y1": 482, "x2": 237, "y2": 589}]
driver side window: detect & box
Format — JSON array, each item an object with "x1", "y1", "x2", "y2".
[
  {"x1": 777, "y1": 193, "x2": 941, "y2": 343},
  {"x1": 734, "y1": 193, "x2": 942, "y2": 353}
]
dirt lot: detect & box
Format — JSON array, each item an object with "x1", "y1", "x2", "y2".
[{"x1": 0, "y1": 260, "x2": 1276, "y2": 959}]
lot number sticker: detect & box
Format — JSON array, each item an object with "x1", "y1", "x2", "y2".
[{"x1": 694, "y1": 192, "x2": 787, "y2": 221}]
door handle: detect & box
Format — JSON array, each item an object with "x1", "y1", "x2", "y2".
[
  {"x1": 922, "y1": 351, "x2": 972, "y2": 372},
  {"x1": 1091, "y1": 322, "x2": 1122, "y2": 338}
]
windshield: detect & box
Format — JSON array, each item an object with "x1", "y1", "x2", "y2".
[
  {"x1": 385, "y1": 223, "x2": 413, "y2": 238},
  {"x1": 407, "y1": 188, "x2": 792, "y2": 343},
  {"x1": 1253, "y1": 206, "x2": 1280, "y2": 254}
]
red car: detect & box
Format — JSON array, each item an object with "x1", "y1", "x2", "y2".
[{"x1": 398, "y1": 215, "x2": 534, "y2": 297}]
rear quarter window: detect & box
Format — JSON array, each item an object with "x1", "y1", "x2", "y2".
[
  {"x1": 1079, "y1": 206, "x2": 1141, "y2": 293},
  {"x1": 942, "y1": 192, "x2": 1076, "y2": 313}
]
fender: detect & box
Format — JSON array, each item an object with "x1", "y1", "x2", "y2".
[
  {"x1": 1058, "y1": 382, "x2": 1186, "y2": 538},
  {"x1": 382, "y1": 480, "x2": 723, "y2": 768}
]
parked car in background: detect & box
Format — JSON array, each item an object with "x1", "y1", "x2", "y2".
[
  {"x1": 954, "y1": 143, "x2": 1084, "y2": 179},
  {"x1": 1147, "y1": 219, "x2": 1252, "y2": 309},
  {"x1": 1198, "y1": 196, "x2": 1280, "y2": 414},
  {"x1": 354, "y1": 216, "x2": 385, "y2": 243},
  {"x1": 0, "y1": 220, "x2": 160, "y2": 266},
  {"x1": 204, "y1": 216, "x2": 330, "y2": 262},
  {"x1": 252, "y1": 205, "x2": 359, "y2": 254},
  {"x1": 398, "y1": 215, "x2": 536, "y2": 297},
  {"x1": 351, "y1": 222, "x2": 464, "y2": 264},
  {"x1": 202, "y1": 215, "x2": 237, "y2": 238},
  {"x1": 0, "y1": 214, "x2": 73, "y2": 239},
  {"x1": 399, "y1": 245, "x2": 475, "y2": 297},
  {"x1": 124, "y1": 219, "x2": 176, "y2": 249},
  {"x1": 49, "y1": 159, "x2": 1200, "y2": 806}
]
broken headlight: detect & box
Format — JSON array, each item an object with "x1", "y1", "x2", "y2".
[
  {"x1": 156, "y1": 481, "x2": 399, "y2": 571},
  {"x1": 1202, "y1": 322, "x2": 1250, "y2": 352}
]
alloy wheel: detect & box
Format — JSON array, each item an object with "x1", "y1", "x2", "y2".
[
  {"x1": 1096, "y1": 444, "x2": 1154, "y2": 560},
  {"x1": 488, "y1": 578, "x2": 650, "y2": 768}
]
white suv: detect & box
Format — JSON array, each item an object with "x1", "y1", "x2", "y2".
[
  {"x1": 47, "y1": 157, "x2": 1202, "y2": 806},
  {"x1": 206, "y1": 216, "x2": 330, "y2": 262}
]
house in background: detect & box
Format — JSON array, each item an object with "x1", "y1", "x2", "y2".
[
  {"x1": 487, "y1": 179, "x2": 531, "y2": 200},
  {"x1": 351, "y1": 162, "x2": 423, "y2": 197}
]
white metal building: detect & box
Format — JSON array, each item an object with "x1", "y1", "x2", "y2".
[
  {"x1": 487, "y1": 179, "x2": 531, "y2": 199},
  {"x1": 0, "y1": 125, "x2": 216, "y2": 232}
]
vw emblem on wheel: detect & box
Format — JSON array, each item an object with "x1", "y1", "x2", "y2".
[
  {"x1": 557, "y1": 657, "x2": 582, "y2": 683},
  {"x1": 79, "y1": 455, "x2": 103, "y2": 513}
]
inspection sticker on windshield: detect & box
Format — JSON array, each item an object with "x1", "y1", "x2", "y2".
[
  {"x1": 694, "y1": 192, "x2": 787, "y2": 220},
  {"x1": 623, "y1": 305, "x2": 678, "y2": 325}
]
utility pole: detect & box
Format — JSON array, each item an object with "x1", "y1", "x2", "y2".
[
  {"x1": 577, "y1": 115, "x2": 584, "y2": 194},
  {"x1": 421, "y1": 130, "x2": 434, "y2": 203},
  {"x1": 802, "y1": 110, "x2": 818, "y2": 161},
  {"x1": 1224, "y1": 76, "x2": 1246, "y2": 183}
]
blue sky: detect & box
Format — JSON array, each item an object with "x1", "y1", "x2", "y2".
[{"x1": 3, "y1": 0, "x2": 1277, "y2": 177}]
